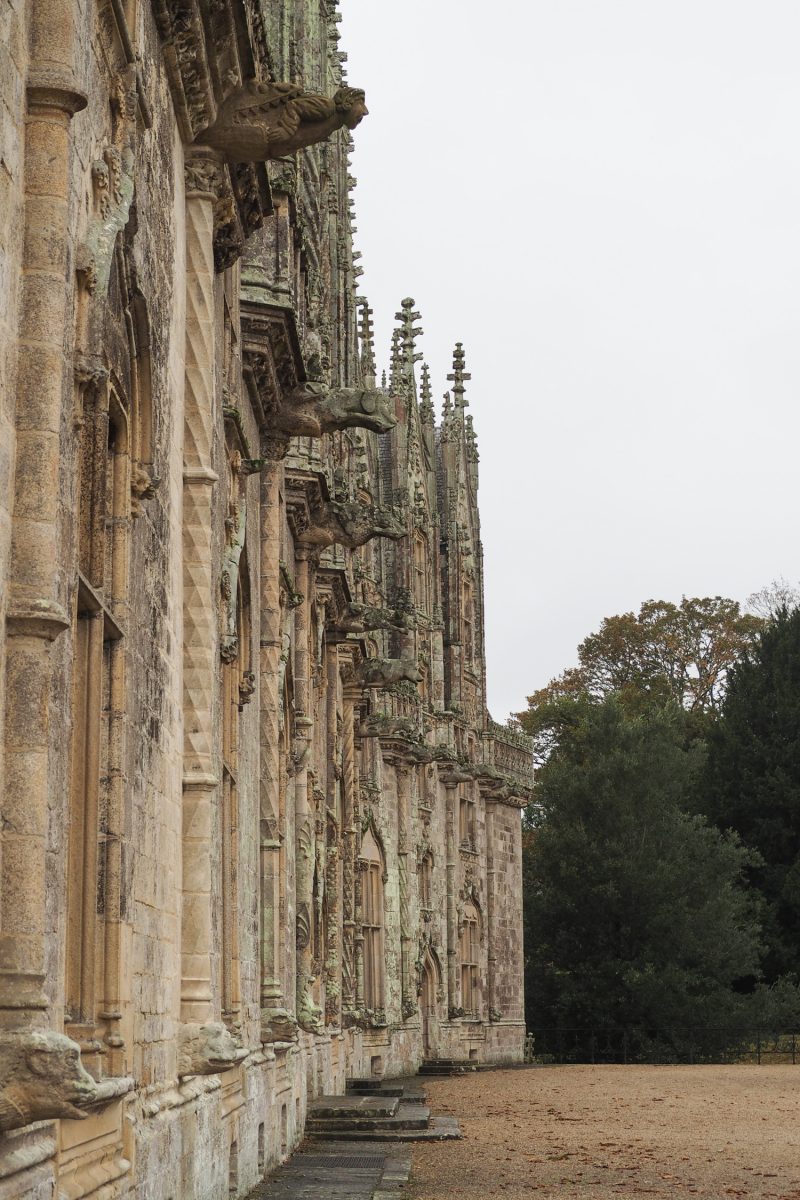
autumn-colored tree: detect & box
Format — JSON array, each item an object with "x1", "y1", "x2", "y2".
[{"x1": 517, "y1": 597, "x2": 761, "y2": 763}]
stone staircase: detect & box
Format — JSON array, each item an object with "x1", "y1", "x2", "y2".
[
  {"x1": 418, "y1": 1057, "x2": 490, "y2": 1077},
  {"x1": 305, "y1": 1078, "x2": 461, "y2": 1142}
]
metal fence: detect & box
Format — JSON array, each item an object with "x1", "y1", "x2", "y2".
[{"x1": 524, "y1": 1027, "x2": 800, "y2": 1066}]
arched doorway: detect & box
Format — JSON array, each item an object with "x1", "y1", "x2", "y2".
[{"x1": 420, "y1": 951, "x2": 439, "y2": 1057}]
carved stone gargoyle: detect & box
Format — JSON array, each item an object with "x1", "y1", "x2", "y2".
[
  {"x1": 177, "y1": 1022, "x2": 249, "y2": 1078},
  {"x1": 356, "y1": 659, "x2": 423, "y2": 689},
  {"x1": 195, "y1": 81, "x2": 368, "y2": 164},
  {"x1": 0, "y1": 1030, "x2": 99, "y2": 1132},
  {"x1": 260, "y1": 1008, "x2": 299, "y2": 1045},
  {"x1": 301, "y1": 498, "x2": 406, "y2": 550},
  {"x1": 357, "y1": 713, "x2": 419, "y2": 739},
  {"x1": 273, "y1": 383, "x2": 396, "y2": 438},
  {"x1": 335, "y1": 601, "x2": 413, "y2": 636}
]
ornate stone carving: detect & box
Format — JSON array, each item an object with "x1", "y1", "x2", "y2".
[
  {"x1": 130, "y1": 465, "x2": 160, "y2": 517},
  {"x1": 270, "y1": 383, "x2": 396, "y2": 438},
  {"x1": 195, "y1": 81, "x2": 368, "y2": 163},
  {"x1": 0, "y1": 1031, "x2": 98, "y2": 1132},
  {"x1": 356, "y1": 658, "x2": 423, "y2": 689},
  {"x1": 335, "y1": 601, "x2": 412, "y2": 636},
  {"x1": 177, "y1": 1022, "x2": 248, "y2": 1078},
  {"x1": 260, "y1": 1008, "x2": 298, "y2": 1045},
  {"x1": 300, "y1": 498, "x2": 406, "y2": 551},
  {"x1": 77, "y1": 145, "x2": 135, "y2": 296},
  {"x1": 357, "y1": 713, "x2": 418, "y2": 739}
]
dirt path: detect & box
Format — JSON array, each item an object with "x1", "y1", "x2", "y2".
[{"x1": 408, "y1": 1065, "x2": 800, "y2": 1199}]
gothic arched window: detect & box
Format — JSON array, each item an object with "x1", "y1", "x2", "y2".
[
  {"x1": 459, "y1": 902, "x2": 481, "y2": 1017},
  {"x1": 360, "y1": 828, "x2": 385, "y2": 1011}
]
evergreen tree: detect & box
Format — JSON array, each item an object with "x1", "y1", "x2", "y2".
[
  {"x1": 525, "y1": 697, "x2": 761, "y2": 1058},
  {"x1": 702, "y1": 607, "x2": 800, "y2": 983}
]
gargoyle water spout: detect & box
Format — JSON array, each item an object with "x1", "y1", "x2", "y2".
[{"x1": 196, "y1": 82, "x2": 368, "y2": 163}]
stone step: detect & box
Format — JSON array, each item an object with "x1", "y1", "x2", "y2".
[
  {"x1": 307, "y1": 1103, "x2": 431, "y2": 1134},
  {"x1": 346, "y1": 1081, "x2": 405, "y2": 1098},
  {"x1": 311, "y1": 1114, "x2": 462, "y2": 1143},
  {"x1": 310, "y1": 1095, "x2": 399, "y2": 1120}
]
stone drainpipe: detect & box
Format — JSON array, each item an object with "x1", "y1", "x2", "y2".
[{"x1": 1, "y1": 5, "x2": 86, "y2": 1028}]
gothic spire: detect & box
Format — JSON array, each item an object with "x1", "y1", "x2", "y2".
[
  {"x1": 446, "y1": 342, "x2": 471, "y2": 409},
  {"x1": 357, "y1": 296, "x2": 376, "y2": 386},
  {"x1": 394, "y1": 297, "x2": 423, "y2": 393},
  {"x1": 419, "y1": 362, "x2": 434, "y2": 425}
]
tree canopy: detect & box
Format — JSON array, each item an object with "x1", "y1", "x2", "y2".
[
  {"x1": 524, "y1": 697, "x2": 762, "y2": 1058},
  {"x1": 517, "y1": 597, "x2": 761, "y2": 763},
  {"x1": 702, "y1": 606, "x2": 800, "y2": 984}
]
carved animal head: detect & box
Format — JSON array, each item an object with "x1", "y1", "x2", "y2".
[
  {"x1": 178, "y1": 1022, "x2": 248, "y2": 1078},
  {"x1": 334, "y1": 86, "x2": 369, "y2": 129},
  {"x1": 318, "y1": 388, "x2": 397, "y2": 435},
  {"x1": 357, "y1": 658, "x2": 423, "y2": 688},
  {"x1": 0, "y1": 1031, "x2": 98, "y2": 1131}
]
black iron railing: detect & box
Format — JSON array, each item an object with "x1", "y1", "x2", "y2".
[{"x1": 525, "y1": 1027, "x2": 800, "y2": 1065}]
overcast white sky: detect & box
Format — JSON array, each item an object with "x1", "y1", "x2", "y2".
[{"x1": 338, "y1": 0, "x2": 800, "y2": 722}]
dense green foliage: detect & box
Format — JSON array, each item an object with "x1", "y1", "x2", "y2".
[
  {"x1": 523, "y1": 697, "x2": 762, "y2": 1058},
  {"x1": 702, "y1": 607, "x2": 800, "y2": 984}
]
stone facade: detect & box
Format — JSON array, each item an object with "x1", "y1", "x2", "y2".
[{"x1": 0, "y1": 2, "x2": 533, "y2": 1197}]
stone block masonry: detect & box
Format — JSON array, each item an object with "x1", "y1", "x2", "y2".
[{"x1": 0, "y1": 2, "x2": 532, "y2": 1197}]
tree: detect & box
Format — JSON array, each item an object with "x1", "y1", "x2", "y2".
[
  {"x1": 524, "y1": 697, "x2": 762, "y2": 1058},
  {"x1": 702, "y1": 607, "x2": 800, "y2": 984},
  {"x1": 517, "y1": 597, "x2": 761, "y2": 764}
]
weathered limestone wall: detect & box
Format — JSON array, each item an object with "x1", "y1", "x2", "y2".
[{"x1": 0, "y1": 3, "x2": 530, "y2": 1198}]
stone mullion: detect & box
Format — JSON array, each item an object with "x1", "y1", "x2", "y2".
[
  {"x1": 0, "y1": 74, "x2": 85, "y2": 1022},
  {"x1": 180, "y1": 160, "x2": 220, "y2": 1025},
  {"x1": 258, "y1": 453, "x2": 284, "y2": 1018},
  {"x1": 341, "y1": 692, "x2": 356, "y2": 1013}
]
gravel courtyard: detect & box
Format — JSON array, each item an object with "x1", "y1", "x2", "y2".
[{"x1": 408, "y1": 1065, "x2": 800, "y2": 1199}]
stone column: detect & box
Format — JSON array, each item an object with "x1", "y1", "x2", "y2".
[
  {"x1": 0, "y1": 73, "x2": 86, "y2": 1026},
  {"x1": 444, "y1": 780, "x2": 459, "y2": 1016},
  {"x1": 341, "y1": 690, "x2": 357, "y2": 1015},
  {"x1": 485, "y1": 796, "x2": 496, "y2": 1019},
  {"x1": 292, "y1": 551, "x2": 319, "y2": 1029},
  {"x1": 396, "y1": 761, "x2": 413, "y2": 1019},
  {"x1": 180, "y1": 150, "x2": 221, "y2": 1026},
  {"x1": 258, "y1": 445, "x2": 285, "y2": 1023}
]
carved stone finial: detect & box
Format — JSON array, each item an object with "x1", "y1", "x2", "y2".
[
  {"x1": 419, "y1": 363, "x2": 434, "y2": 425},
  {"x1": 177, "y1": 1022, "x2": 249, "y2": 1078},
  {"x1": 0, "y1": 1031, "x2": 99, "y2": 1132},
  {"x1": 358, "y1": 297, "x2": 377, "y2": 384},
  {"x1": 447, "y1": 342, "x2": 471, "y2": 408},
  {"x1": 195, "y1": 81, "x2": 368, "y2": 164}
]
